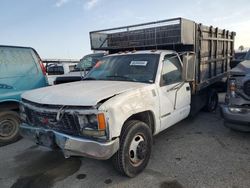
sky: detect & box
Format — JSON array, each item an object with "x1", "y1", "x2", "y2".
[{"x1": 0, "y1": 0, "x2": 250, "y2": 59}]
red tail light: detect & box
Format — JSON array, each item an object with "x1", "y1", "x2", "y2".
[{"x1": 39, "y1": 60, "x2": 46, "y2": 75}]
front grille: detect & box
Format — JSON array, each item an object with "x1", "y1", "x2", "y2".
[
  {"x1": 244, "y1": 80, "x2": 250, "y2": 97},
  {"x1": 24, "y1": 106, "x2": 80, "y2": 136}
]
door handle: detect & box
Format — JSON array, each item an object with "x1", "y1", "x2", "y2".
[{"x1": 186, "y1": 86, "x2": 190, "y2": 91}]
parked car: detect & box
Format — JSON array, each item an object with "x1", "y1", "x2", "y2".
[
  {"x1": 0, "y1": 45, "x2": 48, "y2": 144},
  {"x1": 53, "y1": 53, "x2": 106, "y2": 85},
  {"x1": 19, "y1": 18, "x2": 235, "y2": 177},
  {"x1": 221, "y1": 60, "x2": 250, "y2": 132},
  {"x1": 46, "y1": 63, "x2": 78, "y2": 85},
  {"x1": 230, "y1": 50, "x2": 250, "y2": 68}
]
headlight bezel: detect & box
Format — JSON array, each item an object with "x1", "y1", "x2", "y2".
[{"x1": 77, "y1": 112, "x2": 107, "y2": 138}]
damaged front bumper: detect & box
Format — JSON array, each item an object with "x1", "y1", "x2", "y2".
[
  {"x1": 20, "y1": 123, "x2": 119, "y2": 160},
  {"x1": 220, "y1": 104, "x2": 250, "y2": 131}
]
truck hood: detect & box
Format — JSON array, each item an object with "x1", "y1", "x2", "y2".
[
  {"x1": 230, "y1": 60, "x2": 250, "y2": 76},
  {"x1": 21, "y1": 81, "x2": 148, "y2": 106}
]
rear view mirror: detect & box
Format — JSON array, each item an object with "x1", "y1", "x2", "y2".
[{"x1": 182, "y1": 53, "x2": 195, "y2": 82}]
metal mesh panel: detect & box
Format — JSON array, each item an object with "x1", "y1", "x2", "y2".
[{"x1": 90, "y1": 18, "x2": 195, "y2": 51}]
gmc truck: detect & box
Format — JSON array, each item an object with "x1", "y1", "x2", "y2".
[{"x1": 19, "y1": 18, "x2": 235, "y2": 177}]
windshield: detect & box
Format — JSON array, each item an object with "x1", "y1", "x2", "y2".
[
  {"x1": 244, "y1": 51, "x2": 250, "y2": 60},
  {"x1": 0, "y1": 47, "x2": 39, "y2": 78},
  {"x1": 75, "y1": 54, "x2": 103, "y2": 71},
  {"x1": 85, "y1": 54, "x2": 159, "y2": 83}
]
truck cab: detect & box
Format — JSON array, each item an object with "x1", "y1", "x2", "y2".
[{"x1": 20, "y1": 50, "x2": 191, "y2": 177}]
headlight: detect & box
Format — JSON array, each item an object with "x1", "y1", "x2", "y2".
[
  {"x1": 229, "y1": 107, "x2": 242, "y2": 113},
  {"x1": 228, "y1": 107, "x2": 248, "y2": 114},
  {"x1": 77, "y1": 113, "x2": 107, "y2": 137}
]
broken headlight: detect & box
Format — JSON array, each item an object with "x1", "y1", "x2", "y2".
[{"x1": 77, "y1": 113, "x2": 107, "y2": 138}]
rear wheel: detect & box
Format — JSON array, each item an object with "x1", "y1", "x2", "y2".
[
  {"x1": 112, "y1": 120, "x2": 152, "y2": 177},
  {"x1": 0, "y1": 111, "x2": 21, "y2": 144},
  {"x1": 203, "y1": 89, "x2": 218, "y2": 112}
]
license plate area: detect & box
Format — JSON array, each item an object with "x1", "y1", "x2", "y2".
[{"x1": 37, "y1": 131, "x2": 57, "y2": 148}]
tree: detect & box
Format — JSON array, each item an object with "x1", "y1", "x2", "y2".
[{"x1": 238, "y1": 45, "x2": 244, "y2": 51}]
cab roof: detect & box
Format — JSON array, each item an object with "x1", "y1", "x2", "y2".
[{"x1": 106, "y1": 50, "x2": 176, "y2": 57}]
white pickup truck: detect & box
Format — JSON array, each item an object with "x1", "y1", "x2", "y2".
[{"x1": 19, "y1": 18, "x2": 235, "y2": 177}]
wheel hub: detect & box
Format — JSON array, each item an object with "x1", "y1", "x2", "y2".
[
  {"x1": 136, "y1": 141, "x2": 147, "y2": 160},
  {"x1": 0, "y1": 119, "x2": 15, "y2": 137},
  {"x1": 129, "y1": 134, "x2": 147, "y2": 166}
]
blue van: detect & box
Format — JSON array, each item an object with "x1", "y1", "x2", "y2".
[{"x1": 0, "y1": 45, "x2": 48, "y2": 144}]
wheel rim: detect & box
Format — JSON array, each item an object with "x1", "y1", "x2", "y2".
[
  {"x1": 129, "y1": 134, "x2": 147, "y2": 166},
  {"x1": 0, "y1": 119, "x2": 17, "y2": 138}
]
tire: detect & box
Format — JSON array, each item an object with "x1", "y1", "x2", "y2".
[
  {"x1": 112, "y1": 120, "x2": 152, "y2": 177},
  {"x1": 203, "y1": 89, "x2": 218, "y2": 112},
  {"x1": 0, "y1": 111, "x2": 21, "y2": 145}
]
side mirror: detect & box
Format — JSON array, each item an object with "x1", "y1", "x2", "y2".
[{"x1": 182, "y1": 53, "x2": 195, "y2": 82}]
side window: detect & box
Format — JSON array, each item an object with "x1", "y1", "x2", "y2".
[{"x1": 160, "y1": 54, "x2": 182, "y2": 86}]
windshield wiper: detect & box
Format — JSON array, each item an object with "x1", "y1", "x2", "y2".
[{"x1": 106, "y1": 75, "x2": 136, "y2": 81}]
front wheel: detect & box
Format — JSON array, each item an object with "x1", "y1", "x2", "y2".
[
  {"x1": 112, "y1": 120, "x2": 152, "y2": 177},
  {"x1": 0, "y1": 111, "x2": 21, "y2": 145}
]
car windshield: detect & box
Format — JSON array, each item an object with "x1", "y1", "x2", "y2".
[
  {"x1": 75, "y1": 54, "x2": 103, "y2": 71},
  {"x1": 85, "y1": 54, "x2": 160, "y2": 83}
]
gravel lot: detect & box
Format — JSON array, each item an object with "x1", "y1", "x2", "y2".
[{"x1": 0, "y1": 94, "x2": 250, "y2": 188}]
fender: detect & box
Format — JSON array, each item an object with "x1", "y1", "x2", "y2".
[{"x1": 99, "y1": 84, "x2": 161, "y2": 139}]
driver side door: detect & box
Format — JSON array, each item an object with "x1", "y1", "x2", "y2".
[{"x1": 158, "y1": 53, "x2": 191, "y2": 131}]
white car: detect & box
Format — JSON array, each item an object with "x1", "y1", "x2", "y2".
[{"x1": 46, "y1": 63, "x2": 77, "y2": 85}]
